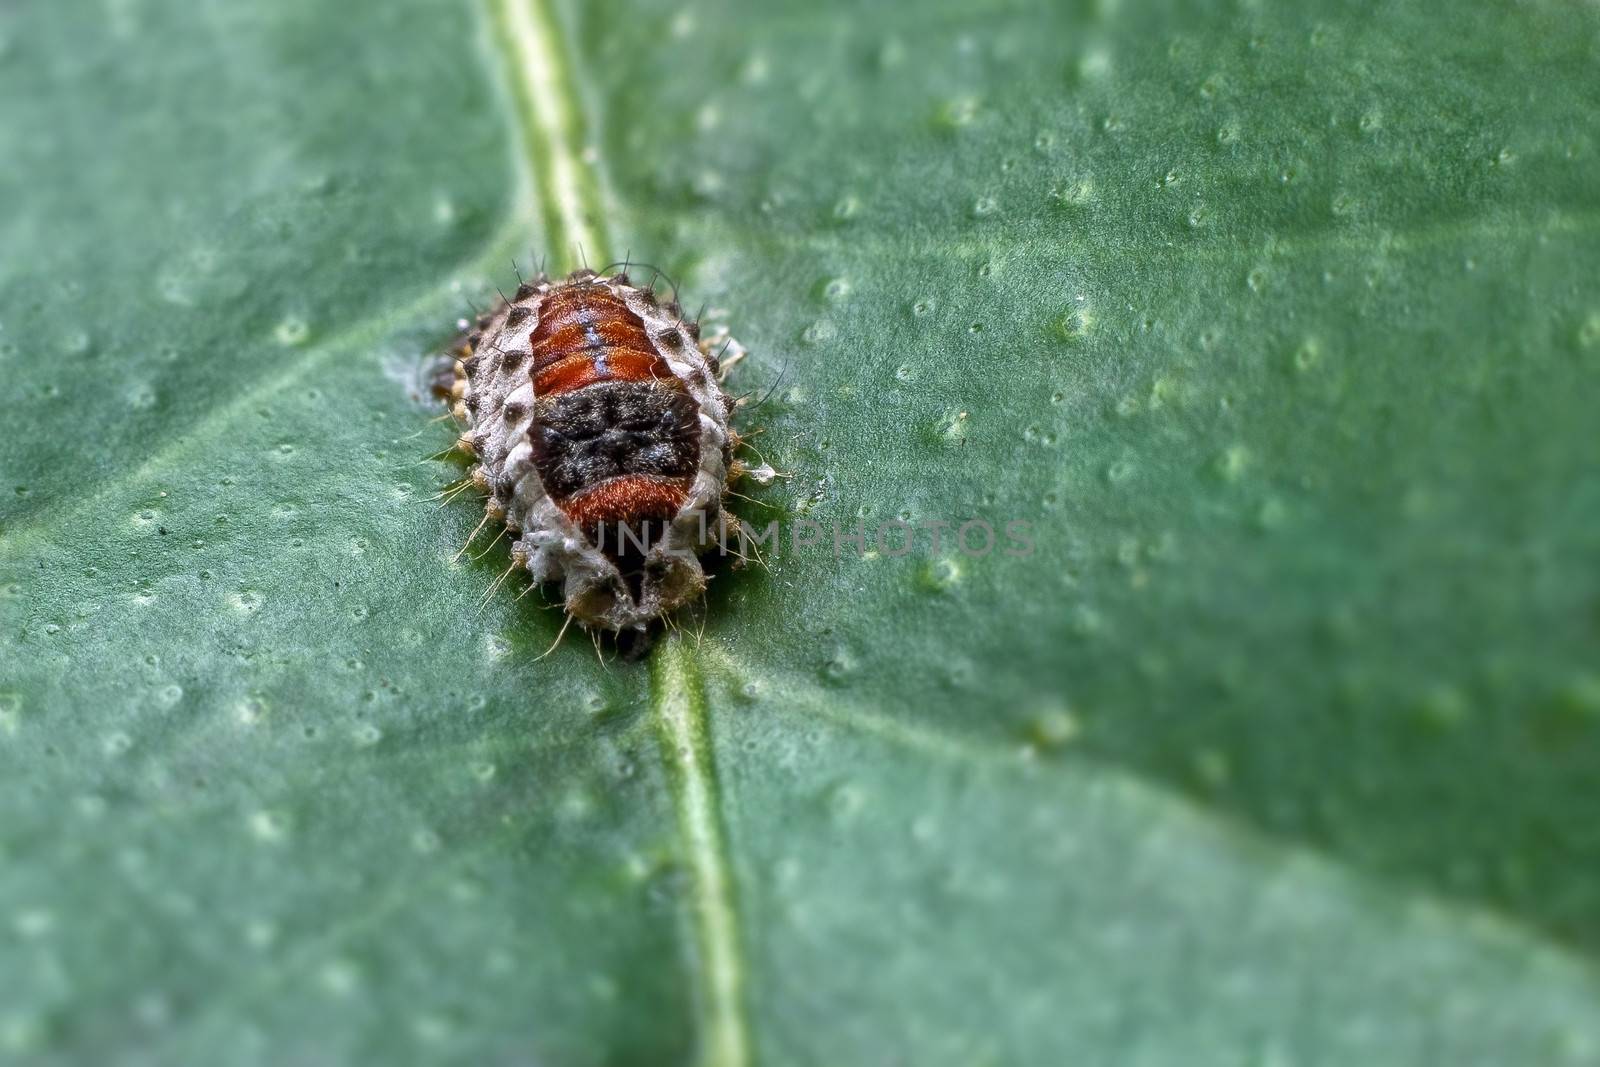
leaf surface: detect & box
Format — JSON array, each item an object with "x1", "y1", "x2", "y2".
[{"x1": 2, "y1": 0, "x2": 1599, "y2": 1064}]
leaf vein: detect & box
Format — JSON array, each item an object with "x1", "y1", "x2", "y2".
[{"x1": 651, "y1": 637, "x2": 751, "y2": 1067}]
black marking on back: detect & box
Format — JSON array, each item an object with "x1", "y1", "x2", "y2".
[{"x1": 530, "y1": 381, "x2": 701, "y2": 502}]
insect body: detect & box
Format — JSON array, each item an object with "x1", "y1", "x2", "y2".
[{"x1": 440, "y1": 267, "x2": 753, "y2": 635}]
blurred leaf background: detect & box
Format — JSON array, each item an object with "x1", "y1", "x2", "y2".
[{"x1": 1, "y1": 0, "x2": 1598, "y2": 1064}]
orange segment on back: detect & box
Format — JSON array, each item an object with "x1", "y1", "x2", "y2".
[{"x1": 534, "y1": 348, "x2": 677, "y2": 396}]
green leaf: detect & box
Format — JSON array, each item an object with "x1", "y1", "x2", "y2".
[{"x1": 3, "y1": 0, "x2": 1599, "y2": 1064}]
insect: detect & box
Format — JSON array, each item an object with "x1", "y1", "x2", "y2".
[{"x1": 434, "y1": 265, "x2": 770, "y2": 639}]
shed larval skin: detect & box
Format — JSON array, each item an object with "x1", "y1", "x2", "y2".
[{"x1": 442, "y1": 268, "x2": 744, "y2": 634}]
